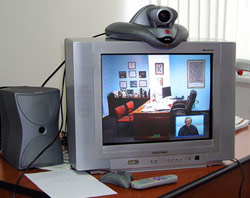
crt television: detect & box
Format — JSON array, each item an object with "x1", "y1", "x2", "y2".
[{"x1": 65, "y1": 37, "x2": 235, "y2": 171}]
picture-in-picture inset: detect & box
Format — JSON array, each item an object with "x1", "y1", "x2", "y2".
[{"x1": 175, "y1": 115, "x2": 205, "y2": 138}]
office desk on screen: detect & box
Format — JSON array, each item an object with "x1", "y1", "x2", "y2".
[
  {"x1": 132, "y1": 100, "x2": 173, "y2": 140},
  {"x1": 0, "y1": 126, "x2": 250, "y2": 198}
]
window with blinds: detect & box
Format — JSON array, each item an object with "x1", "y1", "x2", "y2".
[{"x1": 127, "y1": 0, "x2": 250, "y2": 60}]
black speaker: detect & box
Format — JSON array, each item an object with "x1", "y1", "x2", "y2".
[{"x1": 0, "y1": 86, "x2": 63, "y2": 170}]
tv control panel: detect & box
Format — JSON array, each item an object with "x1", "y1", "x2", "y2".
[{"x1": 111, "y1": 153, "x2": 207, "y2": 170}]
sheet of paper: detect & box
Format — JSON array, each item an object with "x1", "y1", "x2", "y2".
[
  {"x1": 25, "y1": 169, "x2": 117, "y2": 198},
  {"x1": 40, "y1": 163, "x2": 72, "y2": 171},
  {"x1": 235, "y1": 116, "x2": 249, "y2": 131}
]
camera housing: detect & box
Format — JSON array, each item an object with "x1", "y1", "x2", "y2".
[
  {"x1": 105, "y1": 5, "x2": 189, "y2": 49},
  {"x1": 131, "y1": 5, "x2": 177, "y2": 28}
]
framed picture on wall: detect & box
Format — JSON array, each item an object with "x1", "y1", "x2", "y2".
[
  {"x1": 139, "y1": 80, "x2": 147, "y2": 87},
  {"x1": 119, "y1": 81, "x2": 127, "y2": 88},
  {"x1": 130, "y1": 81, "x2": 137, "y2": 87},
  {"x1": 156, "y1": 78, "x2": 163, "y2": 86},
  {"x1": 129, "y1": 70, "x2": 137, "y2": 78},
  {"x1": 119, "y1": 71, "x2": 127, "y2": 78},
  {"x1": 139, "y1": 71, "x2": 146, "y2": 78},
  {"x1": 128, "y1": 62, "x2": 136, "y2": 69},
  {"x1": 155, "y1": 63, "x2": 164, "y2": 75},
  {"x1": 187, "y1": 60, "x2": 205, "y2": 88}
]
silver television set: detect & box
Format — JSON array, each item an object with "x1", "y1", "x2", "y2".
[{"x1": 65, "y1": 37, "x2": 235, "y2": 171}]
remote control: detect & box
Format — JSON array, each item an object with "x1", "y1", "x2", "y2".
[{"x1": 131, "y1": 174, "x2": 178, "y2": 189}]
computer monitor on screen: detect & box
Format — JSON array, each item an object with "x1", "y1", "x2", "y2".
[
  {"x1": 162, "y1": 87, "x2": 172, "y2": 98},
  {"x1": 65, "y1": 37, "x2": 235, "y2": 171}
]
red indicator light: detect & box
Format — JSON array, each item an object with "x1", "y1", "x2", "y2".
[
  {"x1": 165, "y1": 29, "x2": 170, "y2": 34},
  {"x1": 237, "y1": 70, "x2": 243, "y2": 75}
]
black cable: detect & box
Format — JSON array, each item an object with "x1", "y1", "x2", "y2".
[
  {"x1": 233, "y1": 158, "x2": 245, "y2": 198},
  {"x1": 159, "y1": 155, "x2": 249, "y2": 198},
  {"x1": 92, "y1": 32, "x2": 106, "y2": 38},
  {"x1": 41, "y1": 31, "x2": 105, "y2": 87},
  {"x1": 41, "y1": 60, "x2": 65, "y2": 87},
  {"x1": 12, "y1": 67, "x2": 66, "y2": 198},
  {"x1": 0, "y1": 86, "x2": 9, "y2": 89},
  {"x1": 0, "y1": 180, "x2": 49, "y2": 198},
  {"x1": 59, "y1": 67, "x2": 66, "y2": 131},
  {"x1": 41, "y1": 32, "x2": 104, "y2": 87}
]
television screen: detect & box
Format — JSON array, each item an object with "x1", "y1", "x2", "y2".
[
  {"x1": 65, "y1": 38, "x2": 235, "y2": 171},
  {"x1": 102, "y1": 54, "x2": 211, "y2": 145}
]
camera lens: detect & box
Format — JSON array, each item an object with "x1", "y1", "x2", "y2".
[{"x1": 158, "y1": 10, "x2": 171, "y2": 23}]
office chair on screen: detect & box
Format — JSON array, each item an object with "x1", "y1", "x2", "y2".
[
  {"x1": 125, "y1": 101, "x2": 134, "y2": 116},
  {"x1": 114, "y1": 105, "x2": 134, "y2": 135},
  {"x1": 170, "y1": 89, "x2": 197, "y2": 116}
]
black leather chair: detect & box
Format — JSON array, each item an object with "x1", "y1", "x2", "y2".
[{"x1": 170, "y1": 89, "x2": 197, "y2": 116}]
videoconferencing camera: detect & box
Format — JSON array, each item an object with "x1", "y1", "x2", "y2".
[{"x1": 105, "y1": 5, "x2": 189, "y2": 49}]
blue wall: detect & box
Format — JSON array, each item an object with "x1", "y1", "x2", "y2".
[
  {"x1": 169, "y1": 55, "x2": 211, "y2": 110},
  {"x1": 102, "y1": 55, "x2": 149, "y2": 116}
]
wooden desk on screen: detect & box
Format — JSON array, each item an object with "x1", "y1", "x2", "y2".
[
  {"x1": 0, "y1": 126, "x2": 250, "y2": 198},
  {"x1": 132, "y1": 101, "x2": 171, "y2": 140}
]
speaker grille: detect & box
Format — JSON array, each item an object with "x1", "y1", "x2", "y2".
[
  {"x1": 17, "y1": 93, "x2": 59, "y2": 125},
  {"x1": 21, "y1": 135, "x2": 62, "y2": 168},
  {"x1": 0, "y1": 93, "x2": 10, "y2": 152}
]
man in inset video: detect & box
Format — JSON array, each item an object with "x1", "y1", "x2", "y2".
[{"x1": 178, "y1": 117, "x2": 199, "y2": 136}]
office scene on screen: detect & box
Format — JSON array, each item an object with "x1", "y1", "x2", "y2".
[{"x1": 102, "y1": 54, "x2": 211, "y2": 145}]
